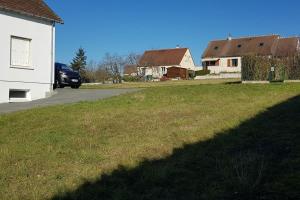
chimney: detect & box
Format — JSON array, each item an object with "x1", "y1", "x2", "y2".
[
  {"x1": 176, "y1": 45, "x2": 180, "y2": 49},
  {"x1": 227, "y1": 33, "x2": 232, "y2": 41}
]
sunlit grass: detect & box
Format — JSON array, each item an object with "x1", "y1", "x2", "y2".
[{"x1": 0, "y1": 82, "x2": 300, "y2": 199}]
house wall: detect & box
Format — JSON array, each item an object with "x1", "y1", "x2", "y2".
[
  {"x1": 143, "y1": 65, "x2": 180, "y2": 78},
  {"x1": 202, "y1": 57, "x2": 242, "y2": 74},
  {"x1": 180, "y1": 49, "x2": 196, "y2": 70},
  {"x1": 0, "y1": 10, "x2": 55, "y2": 103}
]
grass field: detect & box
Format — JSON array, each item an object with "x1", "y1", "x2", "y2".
[
  {"x1": 0, "y1": 81, "x2": 299, "y2": 199},
  {"x1": 81, "y1": 79, "x2": 241, "y2": 89}
]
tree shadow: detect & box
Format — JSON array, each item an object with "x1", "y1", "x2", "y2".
[{"x1": 52, "y1": 96, "x2": 300, "y2": 200}]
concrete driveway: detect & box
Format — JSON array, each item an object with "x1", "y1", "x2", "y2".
[{"x1": 0, "y1": 88, "x2": 139, "y2": 114}]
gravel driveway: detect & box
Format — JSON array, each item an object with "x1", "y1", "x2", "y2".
[{"x1": 0, "y1": 88, "x2": 139, "y2": 114}]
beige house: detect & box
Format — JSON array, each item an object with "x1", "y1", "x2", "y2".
[
  {"x1": 138, "y1": 47, "x2": 196, "y2": 79},
  {"x1": 202, "y1": 35, "x2": 300, "y2": 74}
]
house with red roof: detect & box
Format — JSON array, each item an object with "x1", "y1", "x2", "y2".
[
  {"x1": 202, "y1": 35, "x2": 300, "y2": 74},
  {"x1": 0, "y1": 0, "x2": 63, "y2": 103},
  {"x1": 138, "y1": 47, "x2": 196, "y2": 79}
]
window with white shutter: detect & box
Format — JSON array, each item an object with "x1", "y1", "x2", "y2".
[{"x1": 10, "y1": 36, "x2": 32, "y2": 68}]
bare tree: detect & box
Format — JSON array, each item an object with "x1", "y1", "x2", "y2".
[
  {"x1": 101, "y1": 53, "x2": 125, "y2": 84},
  {"x1": 96, "y1": 63, "x2": 110, "y2": 84},
  {"x1": 85, "y1": 60, "x2": 98, "y2": 83},
  {"x1": 137, "y1": 53, "x2": 159, "y2": 81},
  {"x1": 123, "y1": 53, "x2": 142, "y2": 77},
  {"x1": 126, "y1": 53, "x2": 142, "y2": 65}
]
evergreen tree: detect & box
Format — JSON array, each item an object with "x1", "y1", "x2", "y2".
[{"x1": 70, "y1": 47, "x2": 87, "y2": 79}]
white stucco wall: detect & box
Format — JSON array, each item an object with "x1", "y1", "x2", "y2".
[
  {"x1": 180, "y1": 49, "x2": 196, "y2": 70},
  {"x1": 143, "y1": 65, "x2": 180, "y2": 78},
  {"x1": 0, "y1": 11, "x2": 55, "y2": 103},
  {"x1": 202, "y1": 57, "x2": 242, "y2": 74}
]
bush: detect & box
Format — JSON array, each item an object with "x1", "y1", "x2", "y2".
[
  {"x1": 242, "y1": 55, "x2": 270, "y2": 81},
  {"x1": 242, "y1": 54, "x2": 300, "y2": 81},
  {"x1": 122, "y1": 75, "x2": 141, "y2": 82},
  {"x1": 195, "y1": 69, "x2": 211, "y2": 76},
  {"x1": 285, "y1": 54, "x2": 300, "y2": 80}
]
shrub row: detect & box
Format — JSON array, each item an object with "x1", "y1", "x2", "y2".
[
  {"x1": 195, "y1": 69, "x2": 211, "y2": 76},
  {"x1": 122, "y1": 75, "x2": 142, "y2": 82},
  {"x1": 242, "y1": 54, "x2": 300, "y2": 81}
]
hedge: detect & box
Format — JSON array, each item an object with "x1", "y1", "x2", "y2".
[
  {"x1": 195, "y1": 69, "x2": 211, "y2": 76},
  {"x1": 242, "y1": 54, "x2": 300, "y2": 81},
  {"x1": 122, "y1": 75, "x2": 142, "y2": 82}
]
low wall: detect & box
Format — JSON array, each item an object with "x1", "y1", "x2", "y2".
[
  {"x1": 195, "y1": 73, "x2": 241, "y2": 80},
  {"x1": 242, "y1": 81, "x2": 270, "y2": 84}
]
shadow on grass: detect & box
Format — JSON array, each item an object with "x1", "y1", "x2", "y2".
[
  {"x1": 52, "y1": 96, "x2": 300, "y2": 200},
  {"x1": 224, "y1": 81, "x2": 242, "y2": 85}
]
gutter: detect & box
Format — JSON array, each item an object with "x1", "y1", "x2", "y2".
[
  {"x1": 0, "y1": 6, "x2": 64, "y2": 24},
  {"x1": 50, "y1": 22, "x2": 55, "y2": 91}
]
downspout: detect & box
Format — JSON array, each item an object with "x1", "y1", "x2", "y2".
[{"x1": 50, "y1": 22, "x2": 55, "y2": 92}]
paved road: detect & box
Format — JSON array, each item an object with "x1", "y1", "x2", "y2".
[{"x1": 0, "y1": 88, "x2": 139, "y2": 114}]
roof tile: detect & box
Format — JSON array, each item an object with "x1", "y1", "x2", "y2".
[
  {"x1": 139, "y1": 48, "x2": 188, "y2": 66},
  {"x1": 0, "y1": 0, "x2": 63, "y2": 23},
  {"x1": 202, "y1": 35, "x2": 280, "y2": 58}
]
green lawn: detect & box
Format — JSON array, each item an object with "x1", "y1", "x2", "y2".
[
  {"x1": 81, "y1": 79, "x2": 241, "y2": 89},
  {"x1": 0, "y1": 82, "x2": 299, "y2": 199}
]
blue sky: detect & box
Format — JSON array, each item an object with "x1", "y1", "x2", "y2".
[{"x1": 46, "y1": 0, "x2": 300, "y2": 65}]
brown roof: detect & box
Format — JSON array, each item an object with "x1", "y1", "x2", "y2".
[
  {"x1": 123, "y1": 65, "x2": 137, "y2": 75},
  {"x1": 273, "y1": 37, "x2": 299, "y2": 57},
  {"x1": 0, "y1": 0, "x2": 63, "y2": 23},
  {"x1": 139, "y1": 48, "x2": 188, "y2": 66},
  {"x1": 202, "y1": 35, "x2": 280, "y2": 58}
]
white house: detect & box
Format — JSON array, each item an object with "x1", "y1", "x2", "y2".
[
  {"x1": 202, "y1": 35, "x2": 300, "y2": 74},
  {"x1": 0, "y1": 0, "x2": 63, "y2": 103},
  {"x1": 138, "y1": 47, "x2": 196, "y2": 79}
]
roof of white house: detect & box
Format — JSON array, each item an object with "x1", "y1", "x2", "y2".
[
  {"x1": 139, "y1": 48, "x2": 189, "y2": 66},
  {"x1": 202, "y1": 35, "x2": 299, "y2": 58},
  {"x1": 0, "y1": 0, "x2": 63, "y2": 23}
]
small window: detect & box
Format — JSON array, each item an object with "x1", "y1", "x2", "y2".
[
  {"x1": 10, "y1": 36, "x2": 32, "y2": 68},
  {"x1": 9, "y1": 90, "x2": 27, "y2": 99},
  {"x1": 206, "y1": 60, "x2": 218, "y2": 66},
  {"x1": 232, "y1": 59, "x2": 238, "y2": 67},
  {"x1": 259, "y1": 42, "x2": 264, "y2": 47},
  {"x1": 214, "y1": 46, "x2": 219, "y2": 50},
  {"x1": 161, "y1": 67, "x2": 166, "y2": 73},
  {"x1": 227, "y1": 59, "x2": 238, "y2": 67},
  {"x1": 237, "y1": 44, "x2": 242, "y2": 48}
]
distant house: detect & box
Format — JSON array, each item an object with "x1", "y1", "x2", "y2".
[
  {"x1": 202, "y1": 35, "x2": 300, "y2": 74},
  {"x1": 138, "y1": 47, "x2": 196, "y2": 79},
  {"x1": 123, "y1": 65, "x2": 138, "y2": 76},
  {"x1": 0, "y1": 0, "x2": 63, "y2": 103}
]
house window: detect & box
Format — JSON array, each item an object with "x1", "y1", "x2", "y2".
[
  {"x1": 10, "y1": 36, "x2": 32, "y2": 68},
  {"x1": 161, "y1": 67, "x2": 166, "y2": 74},
  {"x1": 9, "y1": 89, "x2": 30, "y2": 102},
  {"x1": 232, "y1": 59, "x2": 238, "y2": 67},
  {"x1": 259, "y1": 42, "x2": 264, "y2": 47},
  {"x1": 228, "y1": 59, "x2": 238, "y2": 67},
  {"x1": 9, "y1": 90, "x2": 27, "y2": 99},
  {"x1": 205, "y1": 60, "x2": 219, "y2": 66}
]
